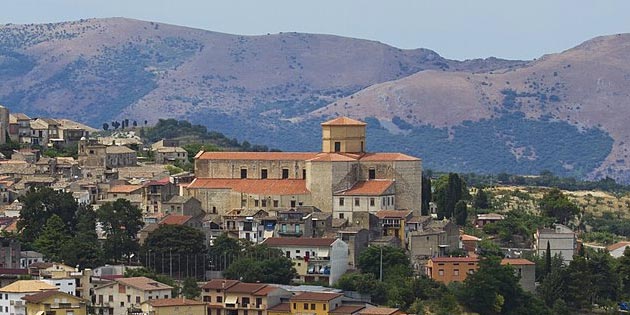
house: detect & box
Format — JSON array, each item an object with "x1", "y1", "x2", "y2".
[
  {"x1": 475, "y1": 213, "x2": 505, "y2": 227},
  {"x1": 262, "y1": 238, "x2": 348, "y2": 286},
  {"x1": 154, "y1": 147, "x2": 188, "y2": 165},
  {"x1": 333, "y1": 180, "x2": 396, "y2": 221},
  {"x1": 223, "y1": 209, "x2": 268, "y2": 243},
  {"x1": 0, "y1": 238, "x2": 21, "y2": 269},
  {"x1": 374, "y1": 210, "x2": 413, "y2": 240},
  {"x1": 162, "y1": 196, "x2": 203, "y2": 216},
  {"x1": 337, "y1": 228, "x2": 369, "y2": 268},
  {"x1": 187, "y1": 117, "x2": 422, "y2": 216},
  {"x1": 140, "y1": 298, "x2": 207, "y2": 315},
  {"x1": 460, "y1": 234, "x2": 482, "y2": 253},
  {"x1": 534, "y1": 224, "x2": 577, "y2": 264},
  {"x1": 19, "y1": 251, "x2": 42, "y2": 269},
  {"x1": 407, "y1": 220, "x2": 459, "y2": 270},
  {"x1": 142, "y1": 178, "x2": 178, "y2": 215},
  {"x1": 607, "y1": 241, "x2": 630, "y2": 258},
  {"x1": 275, "y1": 209, "x2": 314, "y2": 238},
  {"x1": 22, "y1": 290, "x2": 87, "y2": 315},
  {"x1": 200, "y1": 279, "x2": 291, "y2": 315},
  {"x1": 424, "y1": 257, "x2": 479, "y2": 284},
  {"x1": 501, "y1": 258, "x2": 535, "y2": 292},
  {"x1": 92, "y1": 277, "x2": 173, "y2": 315},
  {"x1": 107, "y1": 185, "x2": 144, "y2": 200},
  {"x1": 0, "y1": 280, "x2": 59, "y2": 315},
  {"x1": 290, "y1": 292, "x2": 345, "y2": 315},
  {"x1": 78, "y1": 139, "x2": 137, "y2": 169},
  {"x1": 358, "y1": 308, "x2": 405, "y2": 315}
]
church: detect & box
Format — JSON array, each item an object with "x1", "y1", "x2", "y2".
[{"x1": 185, "y1": 117, "x2": 422, "y2": 221}]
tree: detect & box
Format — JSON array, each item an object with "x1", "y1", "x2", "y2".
[
  {"x1": 454, "y1": 200, "x2": 468, "y2": 226},
  {"x1": 142, "y1": 225, "x2": 206, "y2": 279},
  {"x1": 34, "y1": 215, "x2": 69, "y2": 262},
  {"x1": 208, "y1": 233, "x2": 243, "y2": 271},
  {"x1": 223, "y1": 245, "x2": 296, "y2": 284},
  {"x1": 357, "y1": 246, "x2": 411, "y2": 280},
  {"x1": 97, "y1": 199, "x2": 144, "y2": 263},
  {"x1": 421, "y1": 175, "x2": 432, "y2": 216},
  {"x1": 181, "y1": 277, "x2": 201, "y2": 299},
  {"x1": 335, "y1": 272, "x2": 388, "y2": 304},
  {"x1": 434, "y1": 173, "x2": 469, "y2": 220},
  {"x1": 62, "y1": 204, "x2": 103, "y2": 268},
  {"x1": 539, "y1": 188, "x2": 580, "y2": 224},
  {"x1": 473, "y1": 188, "x2": 490, "y2": 210},
  {"x1": 544, "y1": 241, "x2": 552, "y2": 277},
  {"x1": 18, "y1": 187, "x2": 79, "y2": 245},
  {"x1": 102, "y1": 123, "x2": 109, "y2": 131}
]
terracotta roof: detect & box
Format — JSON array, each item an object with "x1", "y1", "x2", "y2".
[
  {"x1": 22, "y1": 290, "x2": 82, "y2": 303},
  {"x1": 359, "y1": 307, "x2": 401, "y2": 315},
  {"x1": 407, "y1": 216, "x2": 431, "y2": 224},
  {"x1": 375, "y1": 210, "x2": 412, "y2": 219},
  {"x1": 359, "y1": 153, "x2": 419, "y2": 162},
  {"x1": 197, "y1": 152, "x2": 318, "y2": 161},
  {"x1": 117, "y1": 277, "x2": 173, "y2": 291},
  {"x1": 252, "y1": 285, "x2": 279, "y2": 296},
  {"x1": 336, "y1": 180, "x2": 394, "y2": 196},
  {"x1": 109, "y1": 185, "x2": 143, "y2": 194},
  {"x1": 291, "y1": 292, "x2": 343, "y2": 301},
  {"x1": 28, "y1": 262, "x2": 53, "y2": 269},
  {"x1": 145, "y1": 177, "x2": 171, "y2": 186},
  {"x1": 0, "y1": 280, "x2": 57, "y2": 293},
  {"x1": 159, "y1": 215, "x2": 192, "y2": 225},
  {"x1": 0, "y1": 268, "x2": 28, "y2": 275},
  {"x1": 329, "y1": 305, "x2": 366, "y2": 314},
  {"x1": 225, "y1": 282, "x2": 267, "y2": 294},
  {"x1": 501, "y1": 258, "x2": 535, "y2": 266},
  {"x1": 607, "y1": 241, "x2": 630, "y2": 252},
  {"x1": 145, "y1": 298, "x2": 205, "y2": 307},
  {"x1": 263, "y1": 237, "x2": 337, "y2": 247},
  {"x1": 321, "y1": 117, "x2": 366, "y2": 126},
  {"x1": 188, "y1": 179, "x2": 310, "y2": 195},
  {"x1": 430, "y1": 257, "x2": 479, "y2": 263},
  {"x1": 461, "y1": 234, "x2": 482, "y2": 242},
  {"x1": 201, "y1": 279, "x2": 239, "y2": 290},
  {"x1": 106, "y1": 146, "x2": 136, "y2": 154},
  {"x1": 307, "y1": 153, "x2": 361, "y2": 162},
  {"x1": 268, "y1": 303, "x2": 291, "y2": 312}
]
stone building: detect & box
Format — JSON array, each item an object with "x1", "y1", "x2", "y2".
[
  {"x1": 186, "y1": 117, "x2": 421, "y2": 216},
  {"x1": 534, "y1": 223, "x2": 576, "y2": 264}
]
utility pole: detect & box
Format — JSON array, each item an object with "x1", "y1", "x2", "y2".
[{"x1": 379, "y1": 246, "x2": 383, "y2": 282}]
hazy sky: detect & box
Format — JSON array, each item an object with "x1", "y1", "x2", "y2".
[{"x1": 2, "y1": 0, "x2": 630, "y2": 60}]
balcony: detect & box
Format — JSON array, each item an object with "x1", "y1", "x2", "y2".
[{"x1": 278, "y1": 230, "x2": 303, "y2": 237}]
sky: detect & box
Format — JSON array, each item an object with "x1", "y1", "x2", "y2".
[{"x1": 2, "y1": 0, "x2": 630, "y2": 60}]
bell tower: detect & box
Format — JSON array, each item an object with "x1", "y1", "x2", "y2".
[{"x1": 321, "y1": 117, "x2": 366, "y2": 153}]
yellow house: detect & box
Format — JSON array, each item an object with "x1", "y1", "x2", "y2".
[
  {"x1": 22, "y1": 290, "x2": 87, "y2": 315},
  {"x1": 289, "y1": 292, "x2": 344, "y2": 315},
  {"x1": 140, "y1": 298, "x2": 207, "y2": 315},
  {"x1": 375, "y1": 210, "x2": 413, "y2": 240}
]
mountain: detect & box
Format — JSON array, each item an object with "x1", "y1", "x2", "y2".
[
  {"x1": 310, "y1": 34, "x2": 630, "y2": 182},
  {"x1": 2, "y1": 18, "x2": 630, "y2": 182}
]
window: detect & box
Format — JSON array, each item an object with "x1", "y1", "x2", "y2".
[
  {"x1": 339, "y1": 213, "x2": 344, "y2": 219},
  {"x1": 369, "y1": 168, "x2": 375, "y2": 179},
  {"x1": 282, "y1": 169, "x2": 289, "y2": 179},
  {"x1": 273, "y1": 200, "x2": 279, "y2": 207},
  {"x1": 241, "y1": 168, "x2": 248, "y2": 179},
  {"x1": 286, "y1": 251, "x2": 291, "y2": 258},
  {"x1": 334, "y1": 142, "x2": 341, "y2": 152},
  {"x1": 242, "y1": 297, "x2": 250, "y2": 305},
  {"x1": 310, "y1": 304, "x2": 316, "y2": 310},
  {"x1": 254, "y1": 200, "x2": 259, "y2": 207},
  {"x1": 438, "y1": 269, "x2": 444, "y2": 276},
  {"x1": 354, "y1": 198, "x2": 360, "y2": 206},
  {"x1": 120, "y1": 302, "x2": 124, "y2": 307},
  {"x1": 217, "y1": 296, "x2": 223, "y2": 303},
  {"x1": 136, "y1": 297, "x2": 141, "y2": 304},
  {"x1": 304, "y1": 303, "x2": 308, "y2": 310},
  {"x1": 339, "y1": 198, "x2": 345, "y2": 206},
  {"x1": 370, "y1": 198, "x2": 375, "y2": 206},
  {"x1": 261, "y1": 169, "x2": 268, "y2": 179},
  {"x1": 323, "y1": 304, "x2": 326, "y2": 310},
  {"x1": 290, "y1": 200, "x2": 296, "y2": 208},
  {"x1": 256, "y1": 298, "x2": 262, "y2": 306},
  {"x1": 261, "y1": 199, "x2": 267, "y2": 207},
  {"x1": 302, "y1": 169, "x2": 306, "y2": 179},
  {"x1": 109, "y1": 295, "x2": 113, "y2": 302},
  {"x1": 360, "y1": 141, "x2": 364, "y2": 152},
  {"x1": 453, "y1": 269, "x2": 459, "y2": 276},
  {"x1": 293, "y1": 303, "x2": 296, "y2": 310}
]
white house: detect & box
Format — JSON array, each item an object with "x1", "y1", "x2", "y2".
[
  {"x1": 262, "y1": 237, "x2": 348, "y2": 286},
  {"x1": 607, "y1": 241, "x2": 630, "y2": 258},
  {"x1": 534, "y1": 224, "x2": 577, "y2": 264},
  {"x1": 41, "y1": 278, "x2": 76, "y2": 296},
  {"x1": 0, "y1": 280, "x2": 58, "y2": 315},
  {"x1": 93, "y1": 277, "x2": 172, "y2": 315}
]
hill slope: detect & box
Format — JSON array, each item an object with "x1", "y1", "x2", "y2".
[{"x1": 310, "y1": 34, "x2": 630, "y2": 182}]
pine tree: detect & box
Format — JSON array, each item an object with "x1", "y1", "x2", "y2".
[
  {"x1": 34, "y1": 215, "x2": 69, "y2": 262},
  {"x1": 62, "y1": 204, "x2": 103, "y2": 268},
  {"x1": 545, "y1": 241, "x2": 552, "y2": 277}
]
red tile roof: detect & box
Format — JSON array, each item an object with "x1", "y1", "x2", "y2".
[
  {"x1": 225, "y1": 282, "x2": 267, "y2": 294},
  {"x1": 109, "y1": 185, "x2": 143, "y2": 194},
  {"x1": 201, "y1": 279, "x2": 239, "y2": 290},
  {"x1": 359, "y1": 307, "x2": 402, "y2": 315},
  {"x1": 117, "y1": 277, "x2": 173, "y2": 291},
  {"x1": 268, "y1": 303, "x2": 291, "y2": 312},
  {"x1": 22, "y1": 290, "x2": 82, "y2": 303},
  {"x1": 329, "y1": 305, "x2": 366, "y2": 314},
  {"x1": 375, "y1": 210, "x2": 412, "y2": 219},
  {"x1": 430, "y1": 257, "x2": 479, "y2": 263},
  {"x1": 159, "y1": 215, "x2": 192, "y2": 226},
  {"x1": 145, "y1": 177, "x2": 171, "y2": 186},
  {"x1": 359, "y1": 153, "x2": 419, "y2": 162},
  {"x1": 321, "y1": 117, "x2": 366, "y2": 126},
  {"x1": 460, "y1": 234, "x2": 482, "y2": 242},
  {"x1": 337, "y1": 180, "x2": 394, "y2": 196},
  {"x1": 607, "y1": 241, "x2": 630, "y2": 252},
  {"x1": 501, "y1": 258, "x2": 535, "y2": 266},
  {"x1": 187, "y1": 179, "x2": 310, "y2": 195},
  {"x1": 145, "y1": 298, "x2": 206, "y2": 307},
  {"x1": 262, "y1": 237, "x2": 337, "y2": 247},
  {"x1": 307, "y1": 153, "x2": 361, "y2": 162},
  {"x1": 290, "y1": 292, "x2": 344, "y2": 301},
  {"x1": 197, "y1": 152, "x2": 318, "y2": 161}
]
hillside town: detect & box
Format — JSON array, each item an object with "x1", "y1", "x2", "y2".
[{"x1": 0, "y1": 104, "x2": 626, "y2": 315}]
